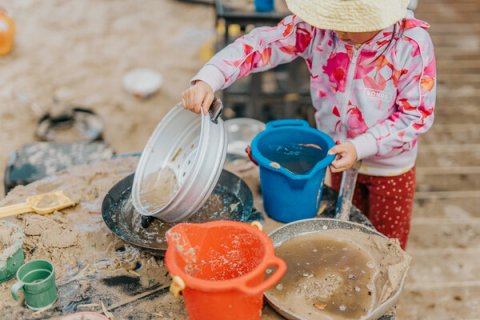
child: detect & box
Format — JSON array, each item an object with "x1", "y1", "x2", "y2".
[{"x1": 182, "y1": 0, "x2": 436, "y2": 249}]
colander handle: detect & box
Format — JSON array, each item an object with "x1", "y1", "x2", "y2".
[
  {"x1": 208, "y1": 98, "x2": 223, "y2": 124},
  {"x1": 266, "y1": 119, "x2": 310, "y2": 129},
  {"x1": 237, "y1": 256, "x2": 287, "y2": 296}
]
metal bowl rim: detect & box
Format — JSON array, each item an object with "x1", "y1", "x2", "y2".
[{"x1": 264, "y1": 217, "x2": 407, "y2": 320}]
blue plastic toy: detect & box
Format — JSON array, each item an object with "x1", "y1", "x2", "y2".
[
  {"x1": 250, "y1": 119, "x2": 335, "y2": 223},
  {"x1": 254, "y1": 0, "x2": 274, "y2": 12}
]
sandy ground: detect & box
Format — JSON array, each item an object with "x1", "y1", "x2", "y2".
[
  {"x1": 0, "y1": 0, "x2": 215, "y2": 196},
  {"x1": 0, "y1": 158, "x2": 399, "y2": 320},
  {"x1": 1, "y1": 0, "x2": 480, "y2": 319}
]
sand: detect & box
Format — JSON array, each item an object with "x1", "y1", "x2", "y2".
[
  {"x1": 0, "y1": 0, "x2": 214, "y2": 197},
  {"x1": 0, "y1": 156, "x2": 398, "y2": 319},
  {"x1": 0, "y1": 158, "x2": 181, "y2": 319},
  {"x1": 138, "y1": 168, "x2": 179, "y2": 211},
  {"x1": 0, "y1": 229, "x2": 13, "y2": 253},
  {"x1": 0, "y1": 158, "x2": 281, "y2": 319},
  {"x1": 0, "y1": 221, "x2": 24, "y2": 263}
]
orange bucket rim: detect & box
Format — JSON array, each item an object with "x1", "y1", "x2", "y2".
[{"x1": 165, "y1": 220, "x2": 282, "y2": 292}]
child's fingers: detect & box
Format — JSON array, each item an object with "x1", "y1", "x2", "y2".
[
  {"x1": 330, "y1": 164, "x2": 340, "y2": 173},
  {"x1": 181, "y1": 97, "x2": 187, "y2": 110},
  {"x1": 182, "y1": 81, "x2": 214, "y2": 114},
  {"x1": 329, "y1": 147, "x2": 351, "y2": 173},
  {"x1": 191, "y1": 91, "x2": 204, "y2": 114},
  {"x1": 332, "y1": 157, "x2": 349, "y2": 169},
  {"x1": 330, "y1": 162, "x2": 347, "y2": 173},
  {"x1": 331, "y1": 153, "x2": 356, "y2": 172},
  {"x1": 328, "y1": 144, "x2": 345, "y2": 155},
  {"x1": 182, "y1": 89, "x2": 196, "y2": 112},
  {"x1": 181, "y1": 90, "x2": 190, "y2": 110},
  {"x1": 201, "y1": 92, "x2": 215, "y2": 114},
  {"x1": 330, "y1": 161, "x2": 343, "y2": 173}
]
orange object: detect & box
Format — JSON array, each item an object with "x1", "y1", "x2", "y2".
[
  {"x1": 0, "y1": 8, "x2": 15, "y2": 56},
  {"x1": 165, "y1": 221, "x2": 286, "y2": 320}
]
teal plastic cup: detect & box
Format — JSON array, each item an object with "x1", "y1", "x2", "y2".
[{"x1": 11, "y1": 259, "x2": 57, "y2": 310}]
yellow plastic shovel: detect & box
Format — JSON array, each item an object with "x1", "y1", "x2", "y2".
[{"x1": 0, "y1": 191, "x2": 77, "y2": 219}]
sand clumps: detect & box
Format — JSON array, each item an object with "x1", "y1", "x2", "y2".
[
  {"x1": 139, "y1": 167, "x2": 179, "y2": 211},
  {"x1": 296, "y1": 271, "x2": 344, "y2": 302},
  {"x1": 24, "y1": 214, "x2": 79, "y2": 249},
  {"x1": 0, "y1": 221, "x2": 24, "y2": 263}
]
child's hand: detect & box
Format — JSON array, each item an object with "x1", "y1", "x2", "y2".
[
  {"x1": 182, "y1": 81, "x2": 215, "y2": 114},
  {"x1": 328, "y1": 142, "x2": 357, "y2": 173}
]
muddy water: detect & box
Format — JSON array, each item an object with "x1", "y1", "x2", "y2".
[
  {"x1": 111, "y1": 183, "x2": 245, "y2": 251},
  {"x1": 263, "y1": 143, "x2": 326, "y2": 174},
  {"x1": 139, "y1": 167, "x2": 178, "y2": 209},
  {"x1": 270, "y1": 233, "x2": 377, "y2": 320}
]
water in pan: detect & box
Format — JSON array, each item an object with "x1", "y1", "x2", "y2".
[
  {"x1": 138, "y1": 167, "x2": 179, "y2": 211},
  {"x1": 110, "y1": 184, "x2": 245, "y2": 250},
  {"x1": 269, "y1": 233, "x2": 377, "y2": 320}
]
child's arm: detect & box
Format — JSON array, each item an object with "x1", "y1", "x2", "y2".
[
  {"x1": 184, "y1": 15, "x2": 316, "y2": 113},
  {"x1": 350, "y1": 33, "x2": 436, "y2": 160}
]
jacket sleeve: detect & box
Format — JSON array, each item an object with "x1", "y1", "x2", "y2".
[
  {"x1": 192, "y1": 15, "x2": 317, "y2": 92},
  {"x1": 351, "y1": 32, "x2": 437, "y2": 160}
]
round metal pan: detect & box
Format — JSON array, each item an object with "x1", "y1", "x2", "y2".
[
  {"x1": 102, "y1": 170, "x2": 255, "y2": 256},
  {"x1": 265, "y1": 218, "x2": 403, "y2": 320}
]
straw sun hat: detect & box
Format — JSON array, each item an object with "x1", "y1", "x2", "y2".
[{"x1": 285, "y1": 0, "x2": 410, "y2": 32}]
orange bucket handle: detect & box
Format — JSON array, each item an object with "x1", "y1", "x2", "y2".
[
  {"x1": 246, "y1": 145, "x2": 258, "y2": 166},
  {"x1": 237, "y1": 256, "x2": 286, "y2": 296}
]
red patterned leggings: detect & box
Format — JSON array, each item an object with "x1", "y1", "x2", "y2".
[{"x1": 330, "y1": 166, "x2": 416, "y2": 249}]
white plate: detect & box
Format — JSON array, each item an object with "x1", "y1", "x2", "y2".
[{"x1": 122, "y1": 68, "x2": 163, "y2": 98}]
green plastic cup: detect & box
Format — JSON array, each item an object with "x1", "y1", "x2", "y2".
[{"x1": 11, "y1": 259, "x2": 57, "y2": 310}]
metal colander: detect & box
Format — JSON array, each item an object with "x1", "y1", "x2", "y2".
[{"x1": 132, "y1": 100, "x2": 226, "y2": 222}]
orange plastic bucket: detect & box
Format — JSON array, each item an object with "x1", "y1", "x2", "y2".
[
  {"x1": 0, "y1": 8, "x2": 15, "y2": 56},
  {"x1": 165, "y1": 221, "x2": 286, "y2": 320}
]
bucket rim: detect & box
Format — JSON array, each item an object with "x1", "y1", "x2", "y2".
[
  {"x1": 250, "y1": 126, "x2": 335, "y2": 180},
  {"x1": 164, "y1": 221, "x2": 278, "y2": 292}
]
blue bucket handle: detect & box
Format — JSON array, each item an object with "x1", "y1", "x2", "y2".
[{"x1": 266, "y1": 119, "x2": 310, "y2": 129}]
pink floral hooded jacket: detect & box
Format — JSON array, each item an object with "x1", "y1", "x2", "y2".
[{"x1": 193, "y1": 12, "x2": 436, "y2": 176}]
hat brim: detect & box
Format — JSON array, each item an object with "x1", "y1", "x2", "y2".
[{"x1": 285, "y1": 0, "x2": 410, "y2": 32}]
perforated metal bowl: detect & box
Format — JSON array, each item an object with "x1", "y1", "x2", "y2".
[{"x1": 132, "y1": 100, "x2": 227, "y2": 222}]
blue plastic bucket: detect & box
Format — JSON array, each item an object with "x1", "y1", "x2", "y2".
[
  {"x1": 250, "y1": 119, "x2": 335, "y2": 223},
  {"x1": 254, "y1": 0, "x2": 274, "y2": 12}
]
